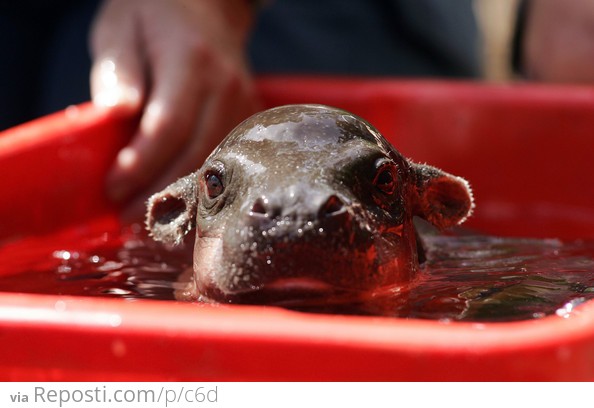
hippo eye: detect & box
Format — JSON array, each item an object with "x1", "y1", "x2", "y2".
[
  {"x1": 373, "y1": 160, "x2": 397, "y2": 195},
  {"x1": 205, "y1": 172, "x2": 224, "y2": 198}
]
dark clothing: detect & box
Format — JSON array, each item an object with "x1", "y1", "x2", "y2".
[
  {"x1": 0, "y1": 0, "x2": 100, "y2": 130},
  {"x1": 249, "y1": 0, "x2": 480, "y2": 77},
  {"x1": 0, "y1": 0, "x2": 480, "y2": 130}
]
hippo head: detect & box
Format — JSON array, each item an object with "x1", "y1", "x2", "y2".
[{"x1": 146, "y1": 105, "x2": 473, "y2": 305}]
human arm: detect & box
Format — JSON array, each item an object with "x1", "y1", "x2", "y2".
[{"x1": 519, "y1": 0, "x2": 594, "y2": 83}]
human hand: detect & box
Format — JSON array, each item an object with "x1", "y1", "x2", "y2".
[
  {"x1": 90, "y1": 0, "x2": 260, "y2": 220},
  {"x1": 522, "y1": 0, "x2": 594, "y2": 83}
]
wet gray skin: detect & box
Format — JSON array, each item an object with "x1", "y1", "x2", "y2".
[{"x1": 146, "y1": 105, "x2": 473, "y2": 306}]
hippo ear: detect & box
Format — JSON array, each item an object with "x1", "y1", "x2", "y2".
[
  {"x1": 410, "y1": 163, "x2": 474, "y2": 230},
  {"x1": 145, "y1": 172, "x2": 198, "y2": 245}
]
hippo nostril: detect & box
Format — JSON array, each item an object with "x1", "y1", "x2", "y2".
[
  {"x1": 320, "y1": 195, "x2": 345, "y2": 217},
  {"x1": 250, "y1": 198, "x2": 268, "y2": 217}
]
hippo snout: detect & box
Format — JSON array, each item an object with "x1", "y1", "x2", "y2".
[
  {"x1": 245, "y1": 186, "x2": 351, "y2": 238},
  {"x1": 146, "y1": 104, "x2": 474, "y2": 305},
  {"x1": 213, "y1": 185, "x2": 362, "y2": 301}
]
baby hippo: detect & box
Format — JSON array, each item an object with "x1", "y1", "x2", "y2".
[{"x1": 146, "y1": 105, "x2": 473, "y2": 305}]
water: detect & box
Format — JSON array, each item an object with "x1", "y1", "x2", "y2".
[
  {"x1": 1, "y1": 218, "x2": 594, "y2": 322},
  {"x1": 0, "y1": 218, "x2": 192, "y2": 300},
  {"x1": 405, "y1": 235, "x2": 594, "y2": 322}
]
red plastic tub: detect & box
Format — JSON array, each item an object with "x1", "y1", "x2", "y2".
[{"x1": 1, "y1": 78, "x2": 594, "y2": 381}]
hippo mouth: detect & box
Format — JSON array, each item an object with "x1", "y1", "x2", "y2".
[
  {"x1": 265, "y1": 277, "x2": 334, "y2": 292},
  {"x1": 195, "y1": 236, "x2": 391, "y2": 306},
  {"x1": 190, "y1": 217, "x2": 417, "y2": 310}
]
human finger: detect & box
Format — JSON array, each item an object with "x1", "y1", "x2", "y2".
[
  {"x1": 105, "y1": 29, "x2": 212, "y2": 202},
  {"x1": 90, "y1": 0, "x2": 144, "y2": 111}
]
